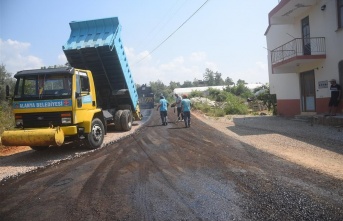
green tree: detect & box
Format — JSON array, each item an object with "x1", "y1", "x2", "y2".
[
  {"x1": 150, "y1": 80, "x2": 166, "y2": 100},
  {"x1": 149, "y1": 80, "x2": 174, "y2": 101},
  {"x1": 236, "y1": 79, "x2": 247, "y2": 85},
  {"x1": 0, "y1": 64, "x2": 15, "y2": 139},
  {"x1": 181, "y1": 80, "x2": 193, "y2": 88},
  {"x1": 253, "y1": 84, "x2": 266, "y2": 94},
  {"x1": 203, "y1": 68, "x2": 215, "y2": 86},
  {"x1": 169, "y1": 81, "x2": 181, "y2": 91},
  {"x1": 0, "y1": 64, "x2": 16, "y2": 101},
  {"x1": 256, "y1": 84, "x2": 277, "y2": 115},
  {"x1": 192, "y1": 78, "x2": 201, "y2": 87},
  {"x1": 224, "y1": 77, "x2": 234, "y2": 85},
  {"x1": 214, "y1": 72, "x2": 224, "y2": 86},
  {"x1": 208, "y1": 88, "x2": 229, "y2": 102},
  {"x1": 229, "y1": 83, "x2": 253, "y2": 98}
]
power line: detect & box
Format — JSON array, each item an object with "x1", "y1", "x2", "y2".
[
  {"x1": 135, "y1": 0, "x2": 187, "y2": 52},
  {"x1": 133, "y1": 0, "x2": 210, "y2": 66}
]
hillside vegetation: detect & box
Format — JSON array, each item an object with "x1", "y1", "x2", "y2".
[{"x1": 0, "y1": 65, "x2": 15, "y2": 149}]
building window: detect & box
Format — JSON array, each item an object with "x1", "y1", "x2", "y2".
[{"x1": 338, "y1": 0, "x2": 343, "y2": 28}]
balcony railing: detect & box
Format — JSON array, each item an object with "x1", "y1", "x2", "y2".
[{"x1": 271, "y1": 37, "x2": 326, "y2": 65}]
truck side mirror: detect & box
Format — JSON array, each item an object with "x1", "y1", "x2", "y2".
[{"x1": 5, "y1": 85, "x2": 10, "y2": 99}]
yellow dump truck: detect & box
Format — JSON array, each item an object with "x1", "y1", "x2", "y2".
[{"x1": 1, "y1": 17, "x2": 141, "y2": 150}]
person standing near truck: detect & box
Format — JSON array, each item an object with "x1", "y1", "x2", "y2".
[
  {"x1": 181, "y1": 94, "x2": 191, "y2": 128},
  {"x1": 156, "y1": 95, "x2": 169, "y2": 125}
]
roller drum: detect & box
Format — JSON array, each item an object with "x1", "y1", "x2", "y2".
[{"x1": 1, "y1": 127, "x2": 64, "y2": 147}]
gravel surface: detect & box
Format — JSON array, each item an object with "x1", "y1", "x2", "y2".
[
  {"x1": 1, "y1": 109, "x2": 343, "y2": 220},
  {"x1": 1, "y1": 110, "x2": 342, "y2": 182},
  {"x1": 193, "y1": 112, "x2": 343, "y2": 180}
]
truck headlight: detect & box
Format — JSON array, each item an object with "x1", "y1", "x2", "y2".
[
  {"x1": 61, "y1": 112, "x2": 72, "y2": 124},
  {"x1": 61, "y1": 117, "x2": 72, "y2": 124}
]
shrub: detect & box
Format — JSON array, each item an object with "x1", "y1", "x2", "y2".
[
  {"x1": 192, "y1": 102, "x2": 211, "y2": 113},
  {"x1": 208, "y1": 88, "x2": 229, "y2": 102},
  {"x1": 192, "y1": 101, "x2": 226, "y2": 118},
  {"x1": 0, "y1": 101, "x2": 14, "y2": 148},
  {"x1": 208, "y1": 108, "x2": 226, "y2": 117},
  {"x1": 190, "y1": 90, "x2": 203, "y2": 98},
  {"x1": 224, "y1": 93, "x2": 248, "y2": 115}
]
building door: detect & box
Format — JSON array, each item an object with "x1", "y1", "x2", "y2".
[
  {"x1": 300, "y1": 70, "x2": 315, "y2": 112},
  {"x1": 301, "y1": 16, "x2": 311, "y2": 55}
]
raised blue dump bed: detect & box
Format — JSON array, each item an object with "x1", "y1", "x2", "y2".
[{"x1": 62, "y1": 17, "x2": 138, "y2": 111}]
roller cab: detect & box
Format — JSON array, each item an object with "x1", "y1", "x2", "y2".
[{"x1": 0, "y1": 67, "x2": 103, "y2": 150}]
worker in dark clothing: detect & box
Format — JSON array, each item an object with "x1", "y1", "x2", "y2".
[{"x1": 328, "y1": 79, "x2": 341, "y2": 116}]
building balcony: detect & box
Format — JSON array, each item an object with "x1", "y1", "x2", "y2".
[{"x1": 271, "y1": 37, "x2": 326, "y2": 74}]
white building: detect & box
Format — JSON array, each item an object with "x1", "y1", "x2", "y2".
[
  {"x1": 173, "y1": 86, "x2": 227, "y2": 96},
  {"x1": 265, "y1": 0, "x2": 343, "y2": 116},
  {"x1": 173, "y1": 84, "x2": 263, "y2": 96}
]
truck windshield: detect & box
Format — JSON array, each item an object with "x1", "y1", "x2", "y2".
[{"x1": 14, "y1": 74, "x2": 72, "y2": 100}]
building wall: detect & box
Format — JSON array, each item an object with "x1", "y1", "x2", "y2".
[
  {"x1": 316, "y1": 97, "x2": 330, "y2": 113},
  {"x1": 269, "y1": 72, "x2": 300, "y2": 99},
  {"x1": 266, "y1": 24, "x2": 300, "y2": 98},
  {"x1": 266, "y1": 0, "x2": 343, "y2": 116},
  {"x1": 313, "y1": 0, "x2": 343, "y2": 99},
  {"x1": 277, "y1": 97, "x2": 342, "y2": 116},
  {"x1": 277, "y1": 99, "x2": 300, "y2": 116}
]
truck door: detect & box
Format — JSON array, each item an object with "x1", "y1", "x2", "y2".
[{"x1": 75, "y1": 70, "x2": 95, "y2": 122}]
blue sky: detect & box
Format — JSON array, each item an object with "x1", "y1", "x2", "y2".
[{"x1": 0, "y1": 0, "x2": 278, "y2": 85}]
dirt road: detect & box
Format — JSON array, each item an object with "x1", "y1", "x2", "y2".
[{"x1": 0, "y1": 109, "x2": 342, "y2": 220}]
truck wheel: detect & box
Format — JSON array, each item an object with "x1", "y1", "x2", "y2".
[
  {"x1": 30, "y1": 146, "x2": 49, "y2": 151},
  {"x1": 114, "y1": 110, "x2": 123, "y2": 131},
  {"x1": 120, "y1": 110, "x2": 132, "y2": 131},
  {"x1": 84, "y1": 118, "x2": 105, "y2": 149}
]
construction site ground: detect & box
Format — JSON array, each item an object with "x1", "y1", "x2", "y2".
[{"x1": 0, "y1": 108, "x2": 343, "y2": 220}]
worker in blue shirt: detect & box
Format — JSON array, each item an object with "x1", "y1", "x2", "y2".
[
  {"x1": 156, "y1": 95, "x2": 169, "y2": 125},
  {"x1": 181, "y1": 94, "x2": 191, "y2": 128}
]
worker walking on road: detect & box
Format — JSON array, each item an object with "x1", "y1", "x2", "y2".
[
  {"x1": 181, "y1": 94, "x2": 191, "y2": 128},
  {"x1": 156, "y1": 95, "x2": 169, "y2": 126},
  {"x1": 175, "y1": 93, "x2": 183, "y2": 121}
]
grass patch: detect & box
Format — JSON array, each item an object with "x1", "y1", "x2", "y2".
[{"x1": 0, "y1": 101, "x2": 14, "y2": 149}]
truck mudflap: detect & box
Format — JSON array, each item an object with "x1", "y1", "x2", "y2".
[{"x1": 1, "y1": 127, "x2": 64, "y2": 147}]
